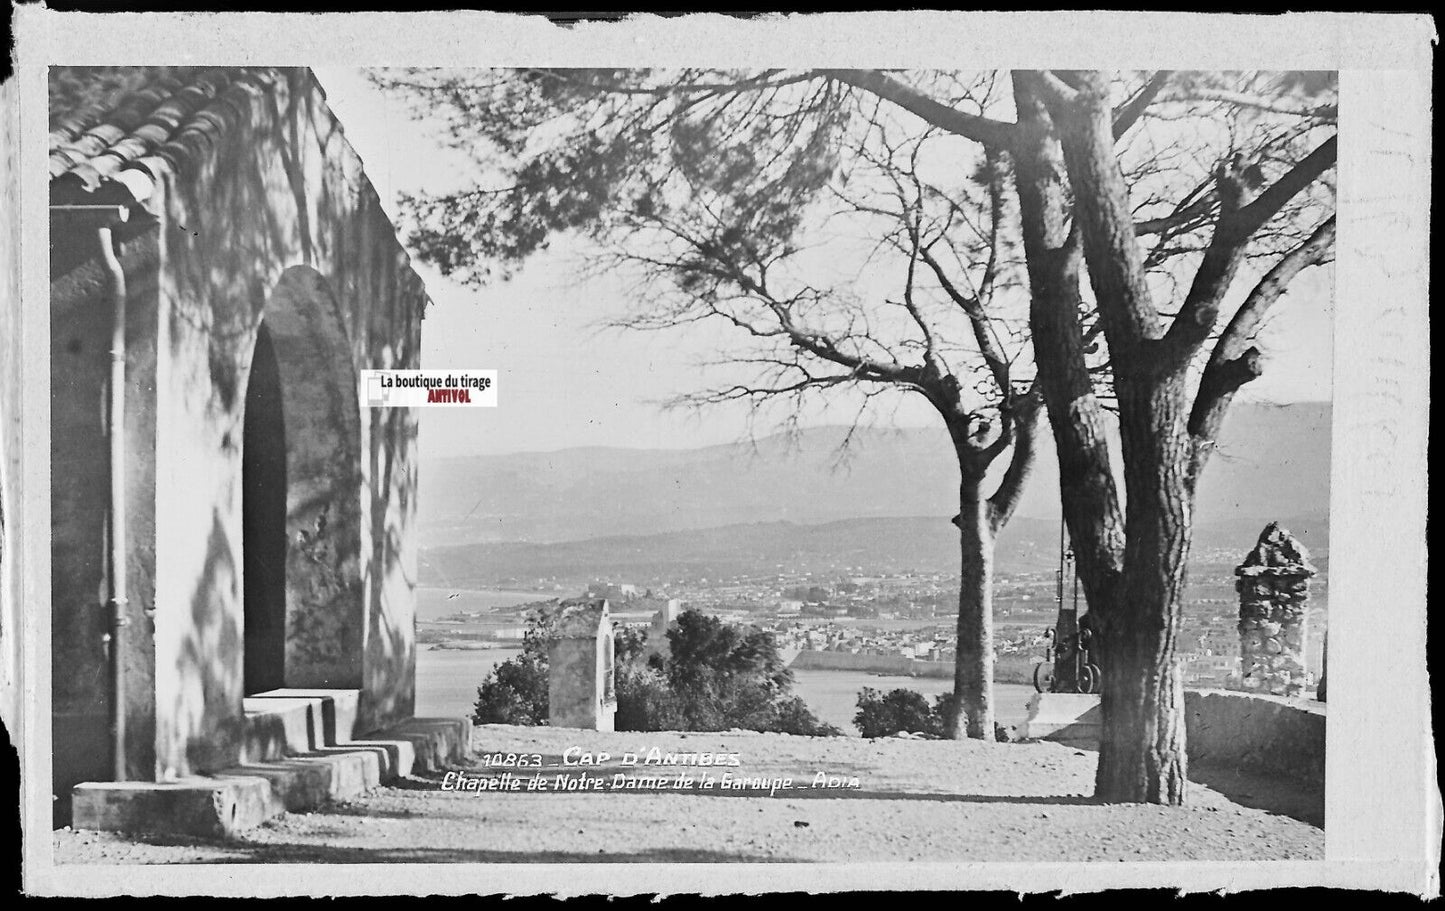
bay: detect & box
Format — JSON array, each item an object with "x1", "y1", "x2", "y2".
[{"x1": 415, "y1": 647, "x2": 1034, "y2": 735}]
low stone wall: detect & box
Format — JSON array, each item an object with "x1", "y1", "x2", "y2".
[
  {"x1": 789, "y1": 650, "x2": 921, "y2": 675},
  {"x1": 787, "y1": 650, "x2": 1035, "y2": 684},
  {"x1": 1184, "y1": 689, "x2": 1325, "y2": 784}
]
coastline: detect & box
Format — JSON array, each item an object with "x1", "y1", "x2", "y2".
[{"x1": 788, "y1": 648, "x2": 1037, "y2": 686}]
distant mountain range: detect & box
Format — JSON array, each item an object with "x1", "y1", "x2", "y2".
[
  {"x1": 417, "y1": 401, "x2": 1331, "y2": 586},
  {"x1": 419, "y1": 513, "x2": 1328, "y2": 588}
]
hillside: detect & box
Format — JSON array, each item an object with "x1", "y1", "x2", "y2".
[
  {"x1": 417, "y1": 401, "x2": 1332, "y2": 553},
  {"x1": 419, "y1": 512, "x2": 1328, "y2": 588}
]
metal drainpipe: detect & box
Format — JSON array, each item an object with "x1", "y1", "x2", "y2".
[
  {"x1": 96, "y1": 222, "x2": 129, "y2": 782},
  {"x1": 53, "y1": 203, "x2": 135, "y2": 782}
]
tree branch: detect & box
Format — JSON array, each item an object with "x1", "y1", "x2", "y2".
[
  {"x1": 1186, "y1": 215, "x2": 1335, "y2": 480},
  {"x1": 1134, "y1": 196, "x2": 1216, "y2": 237},
  {"x1": 899, "y1": 225, "x2": 945, "y2": 376},
  {"x1": 527, "y1": 68, "x2": 822, "y2": 98},
  {"x1": 987, "y1": 388, "x2": 1044, "y2": 532},
  {"x1": 1031, "y1": 70, "x2": 1081, "y2": 108},
  {"x1": 1165, "y1": 136, "x2": 1336, "y2": 356},
  {"x1": 916, "y1": 245, "x2": 1011, "y2": 393},
  {"x1": 1112, "y1": 70, "x2": 1172, "y2": 140},
  {"x1": 1042, "y1": 70, "x2": 1163, "y2": 353},
  {"x1": 1234, "y1": 136, "x2": 1337, "y2": 236},
  {"x1": 820, "y1": 70, "x2": 1017, "y2": 149},
  {"x1": 1010, "y1": 70, "x2": 1126, "y2": 606},
  {"x1": 1163, "y1": 85, "x2": 1338, "y2": 120}
]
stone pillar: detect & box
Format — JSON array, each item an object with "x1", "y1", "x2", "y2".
[
  {"x1": 547, "y1": 598, "x2": 617, "y2": 731},
  {"x1": 648, "y1": 598, "x2": 682, "y2": 662},
  {"x1": 1234, "y1": 523, "x2": 1317, "y2": 697}
]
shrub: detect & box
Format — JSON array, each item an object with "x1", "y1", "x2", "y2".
[
  {"x1": 613, "y1": 624, "x2": 653, "y2": 668},
  {"x1": 932, "y1": 691, "x2": 959, "y2": 734},
  {"x1": 613, "y1": 665, "x2": 685, "y2": 731},
  {"x1": 852, "y1": 688, "x2": 1016, "y2": 740},
  {"x1": 472, "y1": 650, "x2": 549, "y2": 725},
  {"x1": 471, "y1": 605, "x2": 559, "y2": 725},
  {"x1": 770, "y1": 695, "x2": 844, "y2": 737},
  {"x1": 853, "y1": 687, "x2": 939, "y2": 738},
  {"x1": 657, "y1": 611, "x2": 805, "y2": 732},
  {"x1": 473, "y1": 604, "x2": 836, "y2": 737}
]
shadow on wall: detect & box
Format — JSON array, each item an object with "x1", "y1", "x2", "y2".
[
  {"x1": 95, "y1": 67, "x2": 428, "y2": 777},
  {"x1": 266, "y1": 268, "x2": 365, "y2": 693},
  {"x1": 176, "y1": 513, "x2": 246, "y2": 777},
  {"x1": 364, "y1": 387, "x2": 419, "y2": 732}
]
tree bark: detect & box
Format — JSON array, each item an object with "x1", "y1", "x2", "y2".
[
  {"x1": 1011, "y1": 72, "x2": 1126, "y2": 691},
  {"x1": 945, "y1": 467, "x2": 995, "y2": 740},
  {"x1": 1093, "y1": 372, "x2": 1194, "y2": 803},
  {"x1": 1041, "y1": 72, "x2": 1193, "y2": 804}
]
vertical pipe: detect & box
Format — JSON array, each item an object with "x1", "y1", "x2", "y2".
[
  {"x1": 1056, "y1": 519, "x2": 1065, "y2": 608},
  {"x1": 1071, "y1": 553, "x2": 1080, "y2": 613},
  {"x1": 97, "y1": 225, "x2": 128, "y2": 782}
]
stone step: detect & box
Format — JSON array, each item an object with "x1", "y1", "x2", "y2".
[
  {"x1": 217, "y1": 750, "x2": 384, "y2": 814},
  {"x1": 241, "y1": 697, "x2": 318, "y2": 762},
  {"x1": 239, "y1": 689, "x2": 362, "y2": 762},
  {"x1": 377, "y1": 718, "x2": 472, "y2": 774},
  {"x1": 71, "y1": 775, "x2": 281, "y2": 839},
  {"x1": 70, "y1": 715, "x2": 471, "y2": 837}
]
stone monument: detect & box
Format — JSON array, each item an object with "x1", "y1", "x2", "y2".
[
  {"x1": 547, "y1": 598, "x2": 617, "y2": 731},
  {"x1": 648, "y1": 599, "x2": 683, "y2": 662},
  {"x1": 1234, "y1": 522, "x2": 1317, "y2": 697}
]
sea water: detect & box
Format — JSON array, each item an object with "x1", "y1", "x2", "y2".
[{"x1": 415, "y1": 647, "x2": 1035, "y2": 735}]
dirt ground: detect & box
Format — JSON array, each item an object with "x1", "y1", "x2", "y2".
[{"x1": 52, "y1": 725, "x2": 1322, "y2": 864}]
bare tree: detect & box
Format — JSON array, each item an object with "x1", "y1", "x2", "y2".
[
  {"x1": 377, "y1": 68, "x2": 1043, "y2": 739},
  {"x1": 789, "y1": 69, "x2": 1334, "y2": 804},
  {"x1": 377, "y1": 69, "x2": 1337, "y2": 792},
  {"x1": 1022, "y1": 70, "x2": 1335, "y2": 803}
]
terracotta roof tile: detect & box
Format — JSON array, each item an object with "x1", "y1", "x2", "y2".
[{"x1": 48, "y1": 66, "x2": 280, "y2": 202}]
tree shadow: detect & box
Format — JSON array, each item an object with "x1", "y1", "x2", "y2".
[
  {"x1": 1187, "y1": 761, "x2": 1323, "y2": 828},
  {"x1": 388, "y1": 766, "x2": 1100, "y2": 806},
  {"x1": 105, "y1": 832, "x2": 796, "y2": 864}
]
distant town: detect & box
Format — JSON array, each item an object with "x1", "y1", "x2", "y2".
[{"x1": 418, "y1": 553, "x2": 1329, "y2": 690}]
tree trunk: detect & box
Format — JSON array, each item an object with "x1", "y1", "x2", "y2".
[
  {"x1": 1033, "y1": 72, "x2": 1196, "y2": 806},
  {"x1": 945, "y1": 468, "x2": 995, "y2": 740},
  {"x1": 1093, "y1": 372, "x2": 1194, "y2": 804},
  {"x1": 1010, "y1": 71, "x2": 1126, "y2": 689},
  {"x1": 1094, "y1": 629, "x2": 1188, "y2": 803}
]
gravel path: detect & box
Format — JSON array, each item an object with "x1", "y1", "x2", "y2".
[{"x1": 53, "y1": 725, "x2": 1322, "y2": 864}]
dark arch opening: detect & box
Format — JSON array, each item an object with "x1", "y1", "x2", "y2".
[{"x1": 242, "y1": 323, "x2": 288, "y2": 696}]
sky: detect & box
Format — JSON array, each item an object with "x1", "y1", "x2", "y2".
[{"x1": 315, "y1": 68, "x2": 1335, "y2": 460}]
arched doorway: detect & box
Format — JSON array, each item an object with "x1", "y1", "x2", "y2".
[
  {"x1": 242, "y1": 323, "x2": 287, "y2": 696},
  {"x1": 246, "y1": 267, "x2": 366, "y2": 696}
]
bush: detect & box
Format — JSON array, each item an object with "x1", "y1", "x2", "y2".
[
  {"x1": 770, "y1": 695, "x2": 844, "y2": 737},
  {"x1": 852, "y1": 688, "x2": 1015, "y2": 741},
  {"x1": 472, "y1": 650, "x2": 549, "y2": 725},
  {"x1": 932, "y1": 691, "x2": 958, "y2": 734},
  {"x1": 613, "y1": 665, "x2": 685, "y2": 732},
  {"x1": 473, "y1": 604, "x2": 837, "y2": 737},
  {"x1": 472, "y1": 605, "x2": 559, "y2": 725},
  {"x1": 853, "y1": 687, "x2": 939, "y2": 738},
  {"x1": 654, "y1": 610, "x2": 808, "y2": 733},
  {"x1": 613, "y1": 624, "x2": 654, "y2": 668}
]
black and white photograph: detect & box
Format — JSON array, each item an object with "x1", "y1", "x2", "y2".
[{"x1": 4, "y1": 9, "x2": 1436, "y2": 897}]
